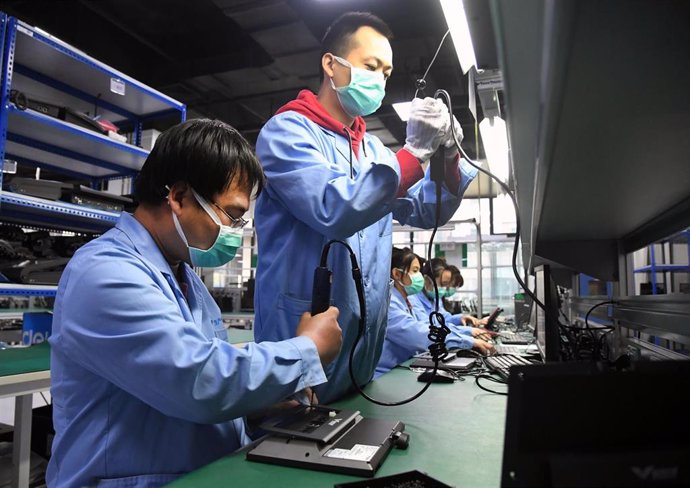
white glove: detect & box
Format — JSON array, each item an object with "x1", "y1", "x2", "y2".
[
  {"x1": 443, "y1": 115, "x2": 464, "y2": 149},
  {"x1": 403, "y1": 97, "x2": 450, "y2": 161}
]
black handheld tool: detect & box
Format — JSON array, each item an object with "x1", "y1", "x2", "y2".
[
  {"x1": 311, "y1": 266, "x2": 332, "y2": 315},
  {"x1": 430, "y1": 144, "x2": 446, "y2": 184}
]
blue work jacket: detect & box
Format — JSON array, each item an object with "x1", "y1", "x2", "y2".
[
  {"x1": 47, "y1": 213, "x2": 325, "y2": 488},
  {"x1": 254, "y1": 111, "x2": 477, "y2": 403},
  {"x1": 409, "y1": 291, "x2": 473, "y2": 329},
  {"x1": 375, "y1": 288, "x2": 475, "y2": 377}
]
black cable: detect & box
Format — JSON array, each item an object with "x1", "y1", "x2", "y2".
[
  {"x1": 475, "y1": 374, "x2": 508, "y2": 396},
  {"x1": 433, "y1": 89, "x2": 547, "y2": 314},
  {"x1": 584, "y1": 300, "x2": 616, "y2": 334},
  {"x1": 320, "y1": 239, "x2": 436, "y2": 406},
  {"x1": 414, "y1": 30, "x2": 451, "y2": 98}
]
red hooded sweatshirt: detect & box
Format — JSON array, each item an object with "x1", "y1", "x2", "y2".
[{"x1": 276, "y1": 90, "x2": 461, "y2": 195}]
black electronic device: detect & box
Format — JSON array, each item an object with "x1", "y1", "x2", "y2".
[
  {"x1": 247, "y1": 405, "x2": 407, "y2": 477},
  {"x1": 534, "y1": 265, "x2": 561, "y2": 362},
  {"x1": 0, "y1": 258, "x2": 69, "y2": 285},
  {"x1": 62, "y1": 185, "x2": 134, "y2": 212},
  {"x1": 484, "y1": 307, "x2": 504, "y2": 331},
  {"x1": 411, "y1": 352, "x2": 476, "y2": 372},
  {"x1": 7, "y1": 177, "x2": 69, "y2": 201},
  {"x1": 416, "y1": 369, "x2": 456, "y2": 383},
  {"x1": 10, "y1": 90, "x2": 107, "y2": 134},
  {"x1": 499, "y1": 330, "x2": 534, "y2": 345},
  {"x1": 501, "y1": 360, "x2": 690, "y2": 487},
  {"x1": 311, "y1": 266, "x2": 332, "y2": 315},
  {"x1": 10, "y1": 90, "x2": 61, "y2": 118},
  {"x1": 335, "y1": 470, "x2": 452, "y2": 488},
  {"x1": 484, "y1": 354, "x2": 534, "y2": 381}
]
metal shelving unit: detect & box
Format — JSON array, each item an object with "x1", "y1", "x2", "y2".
[
  {"x1": 491, "y1": 0, "x2": 690, "y2": 353},
  {"x1": 0, "y1": 11, "x2": 185, "y2": 297},
  {"x1": 632, "y1": 229, "x2": 690, "y2": 295}
]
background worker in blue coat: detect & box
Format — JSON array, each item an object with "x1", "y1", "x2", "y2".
[
  {"x1": 254, "y1": 11, "x2": 478, "y2": 403},
  {"x1": 47, "y1": 119, "x2": 341, "y2": 488},
  {"x1": 375, "y1": 248, "x2": 495, "y2": 377},
  {"x1": 410, "y1": 257, "x2": 490, "y2": 328}
]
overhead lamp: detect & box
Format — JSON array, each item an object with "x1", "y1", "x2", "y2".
[
  {"x1": 392, "y1": 101, "x2": 412, "y2": 122},
  {"x1": 439, "y1": 0, "x2": 477, "y2": 74},
  {"x1": 479, "y1": 116, "x2": 510, "y2": 183}
]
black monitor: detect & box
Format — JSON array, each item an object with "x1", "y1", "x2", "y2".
[
  {"x1": 501, "y1": 360, "x2": 690, "y2": 487},
  {"x1": 534, "y1": 265, "x2": 561, "y2": 362}
]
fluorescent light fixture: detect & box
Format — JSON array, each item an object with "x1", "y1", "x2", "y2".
[
  {"x1": 392, "y1": 101, "x2": 412, "y2": 121},
  {"x1": 439, "y1": 0, "x2": 477, "y2": 74},
  {"x1": 479, "y1": 116, "x2": 510, "y2": 183}
]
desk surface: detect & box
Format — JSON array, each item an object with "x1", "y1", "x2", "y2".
[
  {"x1": 169, "y1": 365, "x2": 508, "y2": 488},
  {"x1": 0, "y1": 342, "x2": 50, "y2": 377}
]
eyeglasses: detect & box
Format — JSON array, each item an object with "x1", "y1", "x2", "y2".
[{"x1": 210, "y1": 201, "x2": 249, "y2": 229}]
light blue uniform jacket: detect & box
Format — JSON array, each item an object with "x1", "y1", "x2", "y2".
[
  {"x1": 375, "y1": 288, "x2": 475, "y2": 377},
  {"x1": 409, "y1": 291, "x2": 474, "y2": 329},
  {"x1": 47, "y1": 213, "x2": 325, "y2": 488},
  {"x1": 254, "y1": 111, "x2": 477, "y2": 402}
]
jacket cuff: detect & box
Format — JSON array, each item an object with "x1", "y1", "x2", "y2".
[{"x1": 395, "y1": 148, "x2": 424, "y2": 197}]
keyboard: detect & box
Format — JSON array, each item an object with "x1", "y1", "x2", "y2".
[
  {"x1": 484, "y1": 354, "x2": 534, "y2": 380},
  {"x1": 498, "y1": 331, "x2": 534, "y2": 344},
  {"x1": 494, "y1": 344, "x2": 524, "y2": 355}
]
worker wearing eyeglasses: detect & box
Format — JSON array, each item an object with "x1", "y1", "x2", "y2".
[{"x1": 47, "y1": 119, "x2": 342, "y2": 487}]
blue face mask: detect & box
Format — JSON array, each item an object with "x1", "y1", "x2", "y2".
[
  {"x1": 330, "y1": 55, "x2": 386, "y2": 117},
  {"x1": 172, "y1": 189, "x2": 243, "y2": 268}
]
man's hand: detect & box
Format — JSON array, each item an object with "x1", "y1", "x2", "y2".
[
  {"x1": 296, "y1": 307, "x2": 342, "y2": 365},
  {"x1": 403, "y1": 97, "x2": 450, "y2": 162},
  {"x1": 473, "y1": 338, "x2": 496, "y2": 356}
]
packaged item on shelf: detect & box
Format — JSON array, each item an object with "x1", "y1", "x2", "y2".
[
  {"x1": 9, "y1": 89, "x2": 108, "y2": 135},
  {"x1": 9, "y1": 89, "x2": 61, "y2": 118},
  {"x1": 61, "y1": 185, "x2": 134, "y2": 212},
  {"x1": 6, "y1": 176, "x2": 69, "y2": 201}
]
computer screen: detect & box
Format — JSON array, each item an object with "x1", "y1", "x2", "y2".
[
  {"x1": 534, "y1": 265, "x2": 561, "y2": 362},
  {"x1": 501, "y1": 360, "x2": 690, "y2": 487}
]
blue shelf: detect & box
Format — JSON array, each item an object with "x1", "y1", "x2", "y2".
[
  {"x1": 633, "y1": 265, "x2": 690, "y2": 273},
  {"x1": 13, "y1": 20, "x2": 184, "y2": 121},
  {"x1": 0, "y1": 191, "x2": 119, "y2": 233},
  {"x1": 6, "y1": 105, "x2": 148, "y2": 177},
  {"x1": 0, "y1": 283, "x2": 57, "y2": 297}
]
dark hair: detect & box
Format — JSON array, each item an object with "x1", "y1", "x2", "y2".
[
  {"x1": 134, "y1": 118, "x2": 264, "y2": 205},
  {"x1": 422, "y1": 257, "x2": 448, "y2": 281},
  {"x1": 319, "y1": 11, "x2": 393, "y2": 80},
  {"x1": 391, "y1": 247, "x2": 417, "y2": 274},
  {"x1": 447, "y1": 264, "x2": 464, "y2": 288}
]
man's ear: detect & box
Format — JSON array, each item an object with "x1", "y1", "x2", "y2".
[
  {"x1": 167, "y1": 181, "x2": 189, "y2": 216},
  {"x1": 322, "y1": 53, "x2": 336, "y2": 79}
]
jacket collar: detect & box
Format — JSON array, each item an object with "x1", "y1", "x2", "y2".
[{"x1": 115, "y1": 212, "x2": 180, "y2": 277}]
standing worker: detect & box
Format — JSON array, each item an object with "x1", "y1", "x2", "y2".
[
  {"x1": 47, "y1": 119, "x2": 341, "y2": 487},
  {"x1": 254, "y1": 11, "x2": 478, "y2": 403}
]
